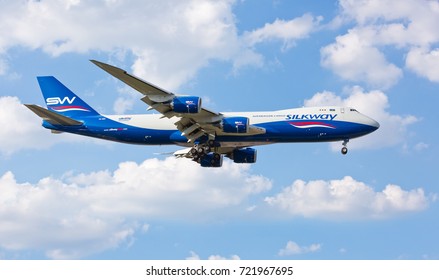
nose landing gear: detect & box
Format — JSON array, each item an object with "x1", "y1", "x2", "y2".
[{"x1": 341, "y1": 139, "x2": 349, "y2": 155}]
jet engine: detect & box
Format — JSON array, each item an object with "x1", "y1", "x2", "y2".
[
  {"x1": 232, "y1": 148, "x2": 257, "y2": 163},
  {"x1": 200, "y1": 153, "x2": 223, "y2": 167},
  {"x1": 222, "y1": 117, "x2": 249, "y2": 133},
  {"x1": 171, "y1": 96, "x2": 201, "y2": 114}
]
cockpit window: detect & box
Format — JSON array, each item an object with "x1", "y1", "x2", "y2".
[{"x1": 350, "y1": 109, "x2": 358, "y2": 112}]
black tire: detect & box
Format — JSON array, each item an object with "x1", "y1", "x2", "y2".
[{"x1": 208, "y1": 139, "x2": 215, "y2": 147}]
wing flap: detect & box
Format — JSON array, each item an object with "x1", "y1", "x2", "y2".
[{"x1": 24, "y1": 104, "x2": 83, "y2": 126}]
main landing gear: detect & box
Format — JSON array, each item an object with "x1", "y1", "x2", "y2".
[
  {"x1": 190, "y1": 140, "x2": 222, "y2": 167},
  {"x1": 190, "y1": 144, "x2": 210, "y2": 160},
  {"x1": 341, "y1": 139, "x2": 349, "y2": 155},
  {"x1": 190, "y1": 140, "x2": 218, "y2": 161}
]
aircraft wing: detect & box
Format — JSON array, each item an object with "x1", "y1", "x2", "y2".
[{"x1": 91, "y1": 60, "x2": 224, "y2": 142}]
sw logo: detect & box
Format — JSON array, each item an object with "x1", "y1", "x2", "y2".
[{"x1": 46, "y1": 96, "x2": 76, "y2": 106}]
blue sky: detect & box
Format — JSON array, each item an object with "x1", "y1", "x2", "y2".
[{"x1": 0, "y1": 0, "x2": 438, "y2": 260}]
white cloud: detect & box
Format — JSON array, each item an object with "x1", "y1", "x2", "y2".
[
  {"x1": 339, "y1": 0, "x2": 439, "y2": 42},
  {"x1": 244, "y1": 13, "x2": 322, "y2": 50},
  {"x1": 265, "y1": 176, "x2": 431, "y2": 220},
  {"x1": 113, "y1": 97, "x2": 134, "y2": 115},
  {"x1": 141, "y1": 224, "x2": 150, "y2": 234},
  {"x1": 339, "y1": 0, "x2": 439, "y2": 47},
  {"x1": 0, "y1": 150, "x2": 432, "y2": 258},
  {"x1": 304, "y1": 86, "x2": 418, "y2": 150},
  {"x1": 0, "y1": 96, "x2": 54, "y2": 155},
  {"x1": 278, "y1": 241, "x2": 321, "y2": 256},
  {"x1": 2, "y1": 0, "x2": 439, "y2": 90},
  {"x1": 186, "y1": 251, "x2": 240, "y2": 260},
  {"x1": 0, "y1": 158, "x2": 271, "y2": 258},
  {"x1": 208, "y1": 254, "x2": 240, "y2": 260},
  {"x1": 231, "y1": 49, "x2": 264, "y2": 70},
  {"x1": 0, "y1": 58, "x2": 7, "y2": 75},
  {"x1": 0, "y1": 96, "x2": 94, "y2": 155},
  {"x1": 321, "y1": 29, "x2": 403, "y2": 89},
  {"x1": 406, "y1": 47, "x2": 439, "y2": 82},
  {"x1": 112, "y1": 86, "x2": 139, "y2": 114},
  {"x1": 186, "y1": 251, "x2": 201, "y2": 260},
  {"x1": 0, "y1": 0, "x2": 236, "y2": 89},
  {"x1": 0, "y1": 0, "x2": 320, "y2": 91},
  {"x1": 414, "y1": 142, "x2": 429, "y2": 152},
  {"x1": 321, "y1": 0, "x2": 439, "y2": 87}
]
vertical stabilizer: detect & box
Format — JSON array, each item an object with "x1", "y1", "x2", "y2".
[{"x1": 37, "y1": 76, "x2": 99, "y2": 118}]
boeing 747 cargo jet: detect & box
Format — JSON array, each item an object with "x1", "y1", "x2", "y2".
[{"x1": 25, "y1": 60, "x2": 379, "y2": 167}]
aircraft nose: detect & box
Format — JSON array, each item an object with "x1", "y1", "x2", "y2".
[{"x1": 366, "y1": 117, "x2": 380, "y2": 131}]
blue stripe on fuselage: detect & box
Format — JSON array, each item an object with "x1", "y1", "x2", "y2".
[
  {"x1": 43, "y1": 117, "x2": 377, "y2": 145},
  {"x1": 213, "y1": 120, "x2": 376, "y2": 143},
  {"x1": 43, "y1": 116, "x2": 176, "y2": 145}
]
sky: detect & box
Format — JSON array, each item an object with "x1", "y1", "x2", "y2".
[{"x1": 0, "y1": 0, "x2": 438, "y2": 260}]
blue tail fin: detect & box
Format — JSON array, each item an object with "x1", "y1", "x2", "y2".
[{"x1": 37, "y1": 76, "x2": 99, "y2": 118}]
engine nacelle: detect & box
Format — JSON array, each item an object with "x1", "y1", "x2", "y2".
[
  {"x1": 171, "y1": 96, "x2": 201, "y2": 114},
  {"x1": 200, "y1": 153, "x2": 223, "y2": 167},
  {"x1": 222, "y1": 117, "x2": 249, "y2": 133},
  {"x1": 233, "y1": 148, "x2": 257, "y2": 164}
]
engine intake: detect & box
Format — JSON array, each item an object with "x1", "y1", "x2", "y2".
[
  {"x1": 222, "y1": 117, "x2": 249, "y2": 133},
  {"x1": 171, "y1": 96, "x2": 201, "y2": 114},
  {"x1": 233, "y1": 148, "x2": 257, "y2": 163}
]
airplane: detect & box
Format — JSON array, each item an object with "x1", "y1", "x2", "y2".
[{"x1": 25, "y1": 60, "x2": 380, "y2": 167}]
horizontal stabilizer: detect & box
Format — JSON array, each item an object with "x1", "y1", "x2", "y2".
[
  {"x1": 173, "y1": 148, "x2": 192, "y2": 158},
  {"x1": 24, "y1": 104, "x2": 83, "y2": 126}
]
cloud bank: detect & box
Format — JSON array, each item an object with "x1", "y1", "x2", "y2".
[
  {"x1": 265, "y1": 176, "x2": 430, "y2": 219},
  {"x1": 0, "y1": 0, "x2": 321, "y2": 91},
  {"x1": 0, "y1": 158, "x2": 433, "y2": 258},
  {"x1": 321, "y1": 0, "x2": 439, "y2": 88},
  {"x1": 0, "y1": 158, "x2": 271, "y2": 258},
  {"x1": 278, "y1": 241, "x2": 322, "y2": 256},
  {"x1": 0, "y1": 96, "x2": 55, "y2": 155},
  {"x1": 0, "y1": 96, "x2": 95, "y2": 155}
]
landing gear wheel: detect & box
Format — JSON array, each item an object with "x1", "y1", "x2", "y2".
[
  {"x1": 192, "y1": 154, "x2": 201, "y2": 163},
  {"x1": 197, "y1": 146, "x2": 205, "y2": 154},
  {"x1": 207, "y1": 139, "x2": 215, "y2": 147},
  {"x1": 213, "y1": 153, "x2": 221, "y2": 161},
  {"x1": 341, "y1": 139, "x2": 349, "y2": 155},
  {"x1": 203, "y1": 146, "x2": 211, "y2": 154}
]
